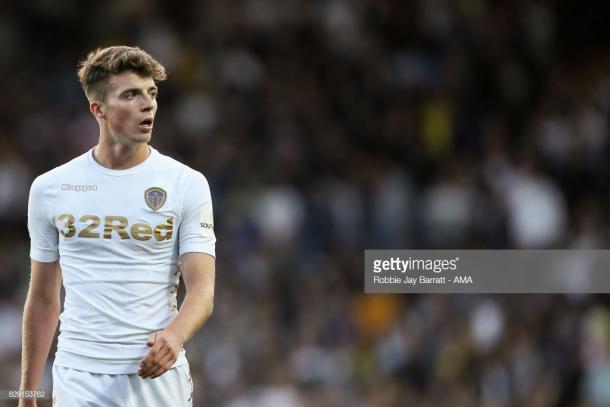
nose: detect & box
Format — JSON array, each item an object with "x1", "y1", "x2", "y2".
[{"x1": 140, "y1": 94, "x2": 156, "y2": 112}]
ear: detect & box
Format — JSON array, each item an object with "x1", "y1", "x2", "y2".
[{"x1": 90, "y1": 101, "x2": 105, "y2": 119}]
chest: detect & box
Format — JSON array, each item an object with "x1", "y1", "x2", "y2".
[{"x1": 53, "y1": 179, "x2": 181, "y2": 249}]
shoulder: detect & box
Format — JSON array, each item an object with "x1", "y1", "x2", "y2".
[
  {"x1": 153, "y1": 149, "x2": 209, "y2": 185},
  {"x1": 31, "y1": 152, "x2": 89, "y2": 192}
]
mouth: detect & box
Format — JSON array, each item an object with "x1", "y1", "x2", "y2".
[{"x1": 139, "y1": 118, "x2": 154, "y2": 131}]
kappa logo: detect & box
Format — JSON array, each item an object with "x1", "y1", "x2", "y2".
[
  {"x1": 145, "y1": 187, "x2": 167, "y2": 211},
  {"x1": 61, "y1": 184, "x2": 98, "y2": 192}
]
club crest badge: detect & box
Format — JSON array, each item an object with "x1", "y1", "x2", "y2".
[{"x1": 145, "y1": 187, "x2": 167, "y2": 211}]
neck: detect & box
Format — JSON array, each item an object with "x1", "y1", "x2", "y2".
[{"x1": 93, "y1": 138, "x2": 151, "y2": 170}]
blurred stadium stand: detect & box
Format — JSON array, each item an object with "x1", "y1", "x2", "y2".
[{"x1": 0, "y1": 0, "x2": 609, "y2": 405}]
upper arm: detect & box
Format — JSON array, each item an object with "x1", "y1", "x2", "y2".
[
  {"x1": 28, "y1": 176, "x2": 59, "y2": 262},
  {"x1": 177, "y1": 170, "x2": 216, "y2": 304},
  {"x1": 178, "y1": 171, "x2": 216, "y2": 258},
  {"x1": 27, "y1": 176, "x2": 61, "y2": 304},
  {"x1": 28, "y1": 260, "x2": 62, "y2": 306}
]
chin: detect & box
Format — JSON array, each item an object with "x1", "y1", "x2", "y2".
[{"x1": 132, "y1": 132, "x2": 152, "y2": 143}]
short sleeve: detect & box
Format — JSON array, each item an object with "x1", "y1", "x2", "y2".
[
  {"x1": 28, "y1": 176, "x2": 59, "y2": 262},
  {"x1": 178, "y1": 170, "x2": 216, "y2": 258}
]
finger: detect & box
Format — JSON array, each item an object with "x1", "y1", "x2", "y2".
[
  {"x1": 139, "y1": 357, "x2": 159, "y2": 377},
  {"x1": 149, "y1": 353, "x2": 176, "y2": 379},
  {"x1": 148, "y1": 360, "x2": 171, "y2": 379},
  {"x1": 139, "y1": 347, "x2": 172, "y2": 377},
  {"x1": 139, "y1": 352, "x2": 155, "y2": 373},
  {"x1": 139, "y1": 332, "x2": 159, "y2": 369},
  {"x1": 142, "y1": 343, "x2": 171, "y2": 367},
  {"x1": 141, "y1": 358, "x2": 170, "y2": 379},
  {"x1": 148, "y1": 365, "x2": 167, "y2": 379},
  {"x1": 146, "y1": 331, "x2": 158, "y2": 347},
  {"x1": 139, "y1": 355, "x2": 157, "y2": 376},
  {"x1": 139, "y1": 338, "x2": 167, "y2": 370},
  {"x1": 148, "y1": 333, "x2": 166, "y2": 356}
]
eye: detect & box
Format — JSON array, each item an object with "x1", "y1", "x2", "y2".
[{"x1": 149, "y1": 91, "x2": 158, "y2": 99}]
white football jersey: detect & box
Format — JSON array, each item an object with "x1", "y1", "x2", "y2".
[{"x1": 27, "y1": 146, "x2": 216, "y2": 374}]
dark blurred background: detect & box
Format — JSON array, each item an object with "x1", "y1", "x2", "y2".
[{"x1": 1, "y1": 0, "x2": 609, "y2": 406}]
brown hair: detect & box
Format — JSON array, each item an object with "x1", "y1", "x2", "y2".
[{"x1": 77, "y1": 46, "x2": 167, "y2": 102}]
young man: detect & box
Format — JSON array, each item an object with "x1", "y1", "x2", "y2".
[{"x1": 19, "y1": 46, "x2": 216, "y2": 406}]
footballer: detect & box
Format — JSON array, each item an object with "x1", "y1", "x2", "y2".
[{"x1": 19, "y1": 46, "x2": 216, "y2": 406}]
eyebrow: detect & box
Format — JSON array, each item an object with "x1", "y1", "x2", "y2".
[{"x1": 120, "y1": 86, "x2": 158, "y2": 95}]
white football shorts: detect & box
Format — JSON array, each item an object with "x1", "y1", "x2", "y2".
[{"x1": 52, "y1": 363, "x2": 193, "y2": 406}]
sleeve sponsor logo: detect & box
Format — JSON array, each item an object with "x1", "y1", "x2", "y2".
[{"x1": 199, "y1": 202, "x2": 214, "y2": 235}]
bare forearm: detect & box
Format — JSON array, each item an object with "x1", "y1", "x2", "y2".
[
  {"x1": 20, "y1": 297, "x2": 60, "y2": 390},
  {"x1": 138, "y1": 253, "x2": 214, "y2": 378},
  {"x1": 165, "y1": 282, "x2": 213, "y2": 344}
]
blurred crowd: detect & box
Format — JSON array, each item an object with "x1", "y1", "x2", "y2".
[{"x1": 1, "y1": 0, "x2": 609, "y2": 406}]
